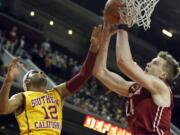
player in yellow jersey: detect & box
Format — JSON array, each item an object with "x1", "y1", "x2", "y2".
[{"x1": 0, "y1": 26, "x2": 101, "y2": 135}]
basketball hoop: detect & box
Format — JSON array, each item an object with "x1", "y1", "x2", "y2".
[{"x1": 118, "y1": 0, "x2": 160, "y2": 30}]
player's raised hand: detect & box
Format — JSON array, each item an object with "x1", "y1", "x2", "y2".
[
  {"x1": 90, "y1": 25, "x2": 103, "y2": 52},
  {"x1": 90, "y1": 25, "x2": 103, "y2": 46},
  {"x1": 6, "y1": 57, "x2": 24, "y2": 81}
]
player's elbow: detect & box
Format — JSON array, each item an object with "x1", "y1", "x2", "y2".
[
  {"x1": 93, "y1": 66, "x2": 102, "y2": 77},
  {"x1": 117, "y1": 58, "x2": 126, "y2": 69},
  {"x1": 117, "y1": 58, "x2": 132, "y2": 70},
  {"x1": 93, "y1": 68, "x2": 105, "y2": 80},
  {"x1": 92, "y1": 68, "x2": 98, "y2": 76}
]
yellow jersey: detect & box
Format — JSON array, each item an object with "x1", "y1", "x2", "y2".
[{"x1": 16, "y1": 89, "x2": 63, "y2": 135}]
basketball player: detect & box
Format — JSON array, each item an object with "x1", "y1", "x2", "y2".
[
  {"x1": 93, "y1": 24, "x2": 179, "y2": 135},
  {"x1": 0, "y1": 26, "x2": 100, "y2": 135}
]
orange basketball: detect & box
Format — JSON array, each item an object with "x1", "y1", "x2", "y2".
[{"x1": 103, "y1": 0, "x2": 125, "y2": 24}]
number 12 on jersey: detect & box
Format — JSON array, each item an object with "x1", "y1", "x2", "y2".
[{"x1": 42, "y1": 105, "x2": 58, "y2": 120}]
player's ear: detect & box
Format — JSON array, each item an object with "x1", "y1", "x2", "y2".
[
  {"x1": 24, "y1": 79, "x2": 31, "y2": 85},
  {"x1": 160, "y1": 72, "x2": 168, "y2": 80}
]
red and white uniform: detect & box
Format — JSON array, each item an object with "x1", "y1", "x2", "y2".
[{"x1": 126, "y1": 83, "x2": 173, "y2": 135}]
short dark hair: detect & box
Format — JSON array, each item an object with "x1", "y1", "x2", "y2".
[{"x1": 157, "y1": 51, "x2": 179, "y2": 82}]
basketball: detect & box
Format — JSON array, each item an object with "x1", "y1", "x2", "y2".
[{"x1": 103, "y1": 0, "x2": 126, "y2": 25}]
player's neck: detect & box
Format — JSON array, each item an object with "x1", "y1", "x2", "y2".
[{"x1": 28, "y1": 87, "x2": 46, "y2": 92}]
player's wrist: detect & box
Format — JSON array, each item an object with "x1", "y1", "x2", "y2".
[
  {"x1": 118, "y1": 24, "x2": 129, "y2": 32},
  {"x1": 89, "y1": 44, "x2": 99, "y2": 53},
  {"x1": 6, "y1": 76, "x2": 15, "y2": 82},
  {"x1": 4, "y1": 75, "x2": 14, "y2": 83}
]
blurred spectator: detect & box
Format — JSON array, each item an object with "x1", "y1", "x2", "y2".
[
  {"x1": 60, "y1": 54, "x2": 68, "y2": 70},
  {"x1": 0, "y1": 29, "x2": 3, "y2": 51},
  {"x1": 31, "y1": 43, "x2": 39, "y2": 55},
  {"x1": 52, "y1": 51, "x2": 60, "y2": 66},
  {"x1": 19, "y1": 36, "x2": 25, "y2": 46},
  {"x1": 119, "y1": 117, "x2": 128, "y2": 128},
  {"x1": 71, "y1": 64, "x2": 81, "y2": 76},
  {"x1": 14, "y1": 35, "x2": 25, "y2": 54},
  {"x1": 14, "y1": 42, "x2": 31, "y2": 59},
  {"x1": 0, "y1": 29, "x2": 6, "y2": 51},
  {"x1": 41, "y1": 38, "x2": 51, "y2": 54},
  {"x1": 39, "y1": 46, "x2": 46, "y2": 58},
  {"x1": 68, "y1": 57, "x2": 77, "y2": 68},
  {"x1": 55, "y1": 54, "x2": 65, "y2": 69},
  {"x1": 5, "y1": 26, "x2": 18, "y2": 53}
]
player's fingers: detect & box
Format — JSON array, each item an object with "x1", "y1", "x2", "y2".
[
  {"x1": 97, "y1": 24, "x2": 103, "y2": 30},
  {"x1": 92, "y1": 25, "x2": 102, "y2": 37},
  {"x1": 11, "y1": 57, "x2": 21, "y2": 65},
  {"x1": 9, "y1": 57, "x2": 22, "y2": 70},
  {"x1": 93, "y1": 25, "x2": 100, "y2": 32},
  {"x1": 94, "y1": 25, "x2": 102, "y2": 32},
  {"x1": 91, "y1": 27, "x2": 97, "y2": 36}
]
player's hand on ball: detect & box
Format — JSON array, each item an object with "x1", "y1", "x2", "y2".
[{"x1": 6, "y1": 57, "x2": 24, "y2": 81}]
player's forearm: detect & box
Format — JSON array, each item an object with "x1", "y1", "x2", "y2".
[
  {"x1": 116, "y1": 30, "x2": 133, "y2": 65},
  {"x1": 89, "y1": 43, "x2": 99, "y2": 53},
  {"x1": 98, "y1": 69, "x2": 130, "y2": 97},
  {"x1": 93, "y1": 36, "x2": 110, "y2": 77},
  {"x1": 0, "y1": 78, "x2": 12, "y2": 113},
  {"x1": 66, "y1": 46, "x2": 98, "y2": 94}
]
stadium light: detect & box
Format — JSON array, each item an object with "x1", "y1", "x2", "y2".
[
  {"x1": 162, "y1": 29, "x2": 173, "y2": 38},
  {"x1": 30, "y1": 11, "x2": 35, "y2": 17},
  {"x1": 68, "y1": 29, "x2": 73, "y2": 35},
  {"x1": 49, "y1": 20, "x2": 54, "y2": 26}
]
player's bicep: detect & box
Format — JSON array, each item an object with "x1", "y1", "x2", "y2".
[
  {"x1": 118, "y1": 61, "x2": 161, "y2": 94},
  {"x1": 5, "y1": 93, "x2": 23, "y2": 114},
  {"x1": 54, "y1": 82, "x2": 72, "y2": 99},
  {"x1": 97, "y1": 69, "x2": 132, "y2": 97}
]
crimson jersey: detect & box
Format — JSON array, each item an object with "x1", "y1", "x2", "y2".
[{"x1": 126, "y1": 83, "x2": 173, "y2": 135}]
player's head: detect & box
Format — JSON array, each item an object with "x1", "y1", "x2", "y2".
[
  {"x1": 23, "y1": 70, "x2": 47, "y2": 91},
  {"x1": 145, "y1": 51, "x2": 179, "y2": 83}
]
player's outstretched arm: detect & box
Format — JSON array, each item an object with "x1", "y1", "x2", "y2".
[
  {"x1": 116, "y1": 30, "x2": 168, "y2": 95},
  {"x1": 54, "y1": 26, "x2": 100, "y2": 99},
  {"x1": 0, "y1": 58, "x2": 23, "y2": 114},
  {"x1": 93, "y1": 24, "x2": 132, "y2": 97}
]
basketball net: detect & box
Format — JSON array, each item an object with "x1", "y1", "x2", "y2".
[{"x1": 118, "y1": 0, "x2": 160, "y2": 30}]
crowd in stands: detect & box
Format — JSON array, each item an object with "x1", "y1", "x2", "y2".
[{"x1": 0, "y1": 26, "x2": 128, "y2": 127}]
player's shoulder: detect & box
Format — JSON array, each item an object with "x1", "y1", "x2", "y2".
[
  {"x1": 11, "y1": 92, "x2": 23, "y2": 99},
  {"x1": 51, "y1": 82, "x2": 71, "y2": 99},
  {"x1": 10, "y1": 92, "x2": 24, "y2": 104},
  {"x1": 151, "y1": 76, "x2": 170, "y2": 94},
  {"x1": 47, "y1": 88, "x2": 57, "y2": 93},
  {"x1": 48, "y1": 87, "x2": 62, "y2": 96},
  {"x1": 22, "y1": 91, "x2": 38, "y2": 97}
]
